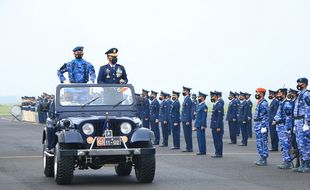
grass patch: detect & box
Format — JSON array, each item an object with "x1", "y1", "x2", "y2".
[{"x1": 0, "y1": 104, "x2": 13, "y2": 116}]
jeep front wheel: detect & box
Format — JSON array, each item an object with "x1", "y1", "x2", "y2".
[
  {"x1": 115, "y1": 163, "x2": 132, "y2": 176},
  {"x1": 134, "y1": 154, "x2": 155, "y2": 183},
  {"x1": 54, "y1": 143, "x2": 74, "y2": 185},
  {"x1": 43, "y1": 140, "x2": 54, "y2": 177}
]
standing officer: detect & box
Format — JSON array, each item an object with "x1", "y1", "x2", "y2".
[
  {"x1": 226, "y1": 91, "x2": 238, "y2": 144},
  {"x1": 272, "y1": 88, "x2": 294, "y2": 169},
  {"x1": 235, "y1": 92, "x2": 241, "y2": 136},
  {"x1": 195, "y1": 92, "x2": 208, "y2": 155},
  {"x1": 57, "y1": 46, "x2": 96, "y2": 83},
  {"x1": 254, "y1": 88, "x2": 270, "y2": 166},
  {"x1": 149, "y1": 91, "x2": 160, "y2": 145},
  {"x1": 245, "y1": 92, "x2": 253, "y2": 138},
  {"x1": 210, "y1": 91, "x2": 224, "y2": 158},
  {"x1": 269, "y1": 90, "x2": 280, "y2": 151},
  {"x1": 135, "y1": 93, "x2": 142, "y2": 120},
  {"x1": 237, "y1": 92, "x2": 249, "y2": 146},
  {"x1": 159, "y1": 91, "x2": 170, "y2": 147},
  {"x1": 169, "y1": 91, "x2": 181, "y2": 149},
  {"x1": 97, "y1": 48, "x2": 128, "y2": 84},
  {"x1": 141, "y1": 89, "x2": 150, "y2": 129},
  {"x1": 181, "y1": 86, "x2": 193, "y2": 152},
  {"x1": 167, "y1": 94, "x2": 173, "y2": 136},
  {"x1": 293, "y1": 78, "x2": 310, "y2": 173},
  {"x1": 191, "y1": 93, "x2": 198, "y2": 131}
]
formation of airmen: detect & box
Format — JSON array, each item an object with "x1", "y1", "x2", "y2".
[{"x1": 52, "y1": 46, "x2": 310, "y2": 173}]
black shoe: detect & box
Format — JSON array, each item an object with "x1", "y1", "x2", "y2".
[
  {"x1": 211, "y1": 154, "x2": 222, "y2": 158},
  {"x1": 269, "y1": 149, "x2": 278, "y2": 152},
  {"x1": 170, "y1": 147, "x2": 180, "y2": 150},
  {"x1": 196, "y1": 152, "x2": 206, "y2": 155},
  {"x1": 45, "y1": 148, "x2": 54, "y2": 154},
  {"x1": 182, "y1": 149, "x2": 193, "y2": 152},
  {"x1": 159, "y1": 144, "x2": 168, "y2": 147},
  {"x1": 228, "y1": 142, "x2": 236, "y2": 144},
  {"x1": 239, "y1": 144, "x2": 247, "y2": 146},
  {"x1": 153, "y1": 142, "x2": 159, "y2": 145}
]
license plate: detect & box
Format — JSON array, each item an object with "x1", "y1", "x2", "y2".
[{"x1": 96, "y1": 137, "x2": 122, "y2": 146}]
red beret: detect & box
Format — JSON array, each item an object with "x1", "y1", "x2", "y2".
[{"x1": 256, "y1": 88, "x2": 266, "y2": 93}]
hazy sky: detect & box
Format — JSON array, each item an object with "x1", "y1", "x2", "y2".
[{"x1": 0, "y1": 0, "x2": 309, "y2": 98}]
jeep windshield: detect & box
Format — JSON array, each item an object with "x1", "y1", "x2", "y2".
[{"x1": 59, "y1": 86, "x2": 134, "y2": 107}]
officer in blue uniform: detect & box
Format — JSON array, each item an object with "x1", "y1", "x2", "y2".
[
  {"x1": 245, "y1": 92, "x2": 253, "y2": 138},
  {"x1": 57, "y1": 46, "x2": 96, "y2": 83},
  {"x1": 293, "y1": 78, "x2": 310, "y2": 173},
  {"x1": 269, "y1": 90, "x2": 280, "y2": 151},
  {"x1": 226, "y1": 91, "x2": 239, "y2": 144},
  {"x1": 97, "y1": 48, "x2": 128, "y2": 84},
  {"x1": 167, "y1": 94, "x2": 173, "y2": 136},
  {"x1": 149, "y1": 91, "x2": 160, "y2": 145},
  {"x1": 272, "y1": 88, "x2": 294, "y2": 169},
  {"x1": 234, "y1": 92, "x2": 241, "y2": 136},
  {"x1": 210, "y1": 91, "x2": 224, "y2": 158},
  {"x1": 195, "y1": 92, "x2": 208, "y2": 155},
  {"x1": 169, "y1": 91, "x2": 181, "y2": 149},
  {"x1": 181, "y1": 86, "x2": 193, "y2": 152},
  {"x1": 141, "y1": 89, "x2": 150, "y2": 129},
  {"x1": 237, "y1": 92, "x2": 250, "y2": 146},
  {"x1": 254, "y1": 88, "x2": 270, "y2": 166},
  {"x1": 135, "y1": 93, "x2": 142, "y2": 119},
  {"x1": 159, "y1": 91, "x2": 170, "y2": 147},
  {"x1": 191, "y1": 93, "x2": 198, "y2": 131}
]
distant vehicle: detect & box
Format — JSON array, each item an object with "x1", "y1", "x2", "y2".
[{"x1": 42, "y1": 84, "x2": 156, "y2": 185}]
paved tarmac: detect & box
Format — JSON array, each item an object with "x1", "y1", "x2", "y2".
[{"x1": 0, "y1": 118, "x2": 309, "y2": 190}]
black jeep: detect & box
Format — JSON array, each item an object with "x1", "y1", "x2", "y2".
[{"x1": 42, "y1": 84, "x2": 156, "y2": 185}]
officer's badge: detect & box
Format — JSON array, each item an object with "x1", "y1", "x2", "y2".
[
  {"x1": 116, "y1": 67, "x2": 123, "y2": 78},
  {"x1": 105, "y1": 68, "x2": 111, "y2": 78}
]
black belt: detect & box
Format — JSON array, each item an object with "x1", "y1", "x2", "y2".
[
  {"x1": 294, "y1": 116, "x2": 304, "y2": 120},
  {"x1": 276, "y1": 120, "x2": 285, "y2": 125},
  {"x1": 254, "y1": 119, "x2": 262, "y2": 122}
]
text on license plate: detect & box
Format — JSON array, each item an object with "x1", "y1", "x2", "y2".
[{"x1": 96, "y1": 137, "x2": 121, "y2": 146}]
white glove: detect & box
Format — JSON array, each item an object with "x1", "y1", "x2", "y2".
[
  {"x1": 303, "y1": 124, "x2": 310, "y2": 132},
  {"x1": 63, "y1": 80, "x2": 70, "y2": 84},
  {"x1": 261, "y1": 127, "x2": 267, "y2": 134}
]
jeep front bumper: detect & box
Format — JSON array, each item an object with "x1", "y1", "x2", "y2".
[{"x1": 58, "y1": 148, "x2": 155, "y2": 157}]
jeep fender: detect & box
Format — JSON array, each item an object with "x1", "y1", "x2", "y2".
[
  {"x1": 130, "y1": 128, "x2": 155, "y2": 143},
  {"x1": 56, "y1": 130, "x2": 84, "y2": 144}
]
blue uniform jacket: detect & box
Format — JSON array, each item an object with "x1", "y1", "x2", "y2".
[
  {"x1": 57, "y1": 59, "x2": 96, "y2": 83},
  {"x1": 150, "y1": 99, "x2": 160, "y2": 121},
  {"x1": 254, "y1": 99, "x2": 270, "y2": 130},
  {"x1": 226, "y1": 98, "x2": 238, "y2": 121},
  {"x1": 169, "y1": 100, "x2": 181, "y2": 123},
  {"x1": 97, "y1": 64, "x2": 128, "y2": 84},
  {"x1": 247, "y1": 99, "x2": 253, "y2": 119},
  {"x1": 293, "y1": 89, "x2": 310, "y2": 123},
  {"x1": 269, "y1": 99, "x2": 279, "y2": 122},
  {"x1": 237, "y1": 101, "x2": 250, "y2": 122},
  {"x1": 195, "y1": 103, "x2": 208, "y2": 128},
  {"x1": 159, "y1": 100, "x2": 169, "y2": 122},
  {"x1": 274, "y1": 99, "x2": 293, "y2": 130},
  {"x1": 210, "y1": 99, "x2": 224, "y2": 129},
  {"x1": 141, "y1": 97, "x2": 150, "y2": 120},
  {"x1": 192, "y1": 99, "x2": 198, "y2": 120},
  {"x1": 181, "y1": 96, "x2": 192, "y2": 122},
  {"x1": 167, "y1": 99, "x2": 173, "y2": 122}
]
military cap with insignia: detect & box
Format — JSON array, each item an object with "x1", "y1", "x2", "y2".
[
  {"x1": 198, "y1": 91, "x2": 208, "y2": 98},
  {"x1": 151, "y1": 90, "x2": 158, "y2": 95},
  {"x1": 172, "y1": 91, "x2": 180, "y2": 97},
  {"x1": 183, "y1": 86, "x2": 192, "y2": 92},
  {"x1": 160, "y1": 91, "x2": 168, "y2": 97},
  {"x1": 166, "y1": 92, "x2": 171, "y2": 97},
  {"x1": 210, "y1": 91, "x2": 216, "y2": 97},
  {"x1": 214, "y1": 91, "x2": 222, "y2": 96},
  {"x1": 192, "y1": 93, "x2": 197, "y2": 97},
  {"x1": 244, "y1": 92, "x2": 251, "y2": 96},
  {"x1": 72, "y1": 46, "x2": 84, "y2": 52},
  {"x1": 229, "y1": 91, "x2": 235, "y2": 96},
  {"x1": 239, "y1": 91, "x2": 245, "y2": 96},
  {"x1": 235, "y1": 92, "x2": 239, "y2": 96},
  {"x1": 297, "y1": 77, "x2": 308, "y2": 85},
  {"x1": 277, "y1": 88, "x2": 287, "y2": 94},
  {"x1": 268, "y1": 89, "x2": 277, "y2": 94},
  {"x1": 288, "y1": 88, "x2": 298, "y2": 94},
  {"x1": 142, "y1": 89, "x2": 149, "y2": 93},
  {"x1": 105, "y1": 48, "x2": 118, "y2": 56}
]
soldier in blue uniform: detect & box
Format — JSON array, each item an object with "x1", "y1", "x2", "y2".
[
  {"x1": 254, "y1": 88, "x2": 270, "y2": 166},
  {"x1": 57, "y1": 46, "x2": 96, "y2": 83},
  {"x1": 272, "y1": 88, "x2": 294, "y2": 169},
  {"x1": 234, "y1": 92, "x2": 241, "y2": 136},
  {"x1": 210, "y1": 91, "x2": 224, "y2": 158},
  {"x1": 167, "y1": 94, "x2": 173, "y2": 136},
  {"x1": 226, "y1": 91, "x2": 238, "y2": 144},
  {"x1": 159, "y1": 91, "x2": 170, "y2": 147},
  {"x1": 269, "y1": 90, "x2": 280, "y2": 151},
  {"x1": 191, "y1": 94, "x2": 198, "y2": 131},
  {"x1": 195, "y1": 92, "x2": 208, "y2": 155},
  {"x1": 181, "y1": 86, "x2": 193, "y2": 152},
  {"x1": 293, "y1": 78, "x2": 310, "y2": 173},
  {"x1": 245, "y1": 92, "x2": 253, "y2": 138},
  {"x1": 169, "y1": 91, "x2": 181, "y2": 149},
  {"x1": 97, "y1": 48, "x2": 128, "y2": 84},
  {"x1": 237, "y1": 92, "x2": 250, "y2": 146},
  {"x1": 149, "y1": 91, "x2": 160, "y2": 145},
  {"x1": 141, "y1": 89, "x2": 150, "y2": 129}
]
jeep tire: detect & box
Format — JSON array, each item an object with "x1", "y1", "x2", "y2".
[
  {"x1": 43, "y1": 140, "x2": 54, "y2": 177},
  {"x1": 115, "y1": 163, "x2": 132, "y2": 176},
  {"x1": 54, "y1": 143, "x2": 74, "y2": 185},
  {"x1": 134, "y1": 154, "x2": 155, "y2": 183}
]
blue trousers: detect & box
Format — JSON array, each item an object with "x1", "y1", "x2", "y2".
[
  {"x1": 182, "y1": 122, "x2": 193, "y2": 150},
  {"x1": 212, "y1": 128, "x2": 223, "y2": 156},
  {"x1": 168, "y1": 121, "x2": 173, "y2": 136},
  {"x1": 196, "y1": 128, "x2": 206, "y2": 153},
  {"x1": 255, "y1": 129, "x2": 269, "y2": 158},
  {"x1": 269, "y1": 122, "x2": 279, "y2": 150},
  {"x1": 241, "y1": 122, "x2": 248, "y2": 145},
  {"x1": 172, "y1": 122, "x2": 180, "y2": 148},
  {"x1": 143, "y1": 118, "x2": 150, "y2": 129},
  {"x1": 247, "y1": 120, "x2": 252, "y2": 137},
  {"x1": 150, "y1": 120, "x2": 160, "y2": 144},
  {"x1": 295, "y1": 119, "x2": 310, "y2": 161},
  {"x1": 161, "y1": 122, "x2": 169, "y2": 146},
  {"x1": 228, "y1": 121, "x2": 237, "y2": 143},
  {"x1": 237, "y1": 121, "x2": 241, "y2": 136},
  {"x1": 277, "y1": 125, "x2": 292, "y2": 162}
]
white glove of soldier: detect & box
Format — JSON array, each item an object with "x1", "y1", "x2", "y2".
[
  {"x1": 302, "y1": 123, "x2": 310, "y2": 132},
  {"x1": 261, "y1": 127, "x2": 267, "y2": 134},
  {"x1": 63, "y1": 80, "x2": 70, "y2": 84}
]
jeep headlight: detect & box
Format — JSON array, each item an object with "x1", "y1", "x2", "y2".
[
  {"x1": 82, "y1": 123, "x2": 94, "y2": 135},
  {"x1": 120, "y1": 122, "x2": 132, "y2": 134}
]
